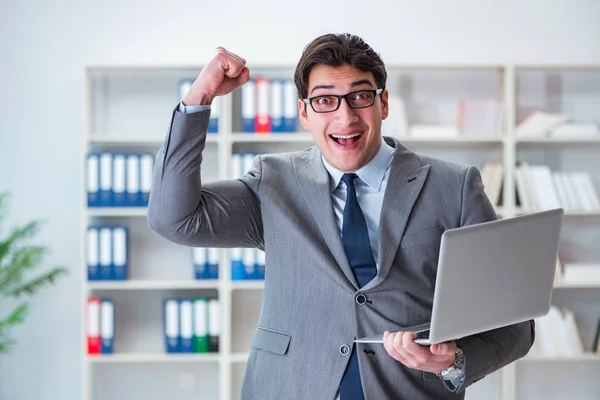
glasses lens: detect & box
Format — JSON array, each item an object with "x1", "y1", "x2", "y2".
[
  {"x1": 311, "y1": 95, "x2": 339, "y2": 112},
  {"x1": 348, "y1": 91, "x2": 375, "y2": 108}
]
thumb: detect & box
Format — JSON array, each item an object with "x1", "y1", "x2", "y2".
[
  {"x1": 430, "y1": 343, "x2": 447, "y2": 355},
  {"x1": 217, "y1": 67, "x2": 251, "y2": 97}
]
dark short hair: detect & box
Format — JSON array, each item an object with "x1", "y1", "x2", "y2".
[{"x1": 294, "y1": 33, "x2": 387, "y2": 99}]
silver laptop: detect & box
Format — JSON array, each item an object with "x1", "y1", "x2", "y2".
[{"x1": 355, "y1": 208, "x2": 563, "y2": 346}]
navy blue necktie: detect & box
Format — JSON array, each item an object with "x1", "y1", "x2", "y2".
[{"x1": 339, "y1": 173, "x2": 377, "y2": 400}]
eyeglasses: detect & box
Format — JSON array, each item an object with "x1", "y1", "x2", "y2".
[{"x1": 303, "y1": 88, "x2": 383, "y2": 113}]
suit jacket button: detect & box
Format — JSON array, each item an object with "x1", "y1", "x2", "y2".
[
  {"x1": 355, "y1": 294, "x2": 367, "y2": 305},
  {"x1": 339, "y1": 344, "x2": 350, "y2": 355}
]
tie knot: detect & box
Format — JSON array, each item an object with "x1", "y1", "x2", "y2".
[{"x1": 341, "y1": 173, "x2": 358, "y2": 188}]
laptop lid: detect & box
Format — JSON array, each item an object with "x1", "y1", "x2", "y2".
[{"x1": 426, "y1": 208, "x2": 563, "y2": 345}]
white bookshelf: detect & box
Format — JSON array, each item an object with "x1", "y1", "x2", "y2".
[
  {"x1": 523, "y1": 353, "x2": 600, "y2": 362},
  {"x1": 83, "y1": 63, "x2": 600, "y2": 400},
  {"x1": 88, "y1": 353, "x2": 221, "y2": 363},
  {"x1": 88, "y1": 280, "x2": 220, "y2": 291},
  {"x1": 87, "y1": 207, "x2": 148, "y2": 217},
  {"x1": 554, "y1": 282, "x2": 600, "y2": 289}
]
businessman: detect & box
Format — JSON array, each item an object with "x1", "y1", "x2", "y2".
[{"x1": 148, "y1": 33, "x2": 534, "y2": 399}]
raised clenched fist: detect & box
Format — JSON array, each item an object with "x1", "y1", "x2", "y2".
[{"x1": 182, "y1": 47, "x2": 251, "y2": 106}]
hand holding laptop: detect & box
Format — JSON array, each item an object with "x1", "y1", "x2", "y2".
[{"x1": 382, "y1": 331, "x2": 457, "y2": 375}]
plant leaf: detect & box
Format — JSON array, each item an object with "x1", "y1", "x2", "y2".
[
  {"x1": 0, "y1": 191, "x2": 9, "y2": 224},
  {"x1": 0, "y1": 341, "x2": 9, "y2": 353},
  {"x1": 4, "y1": 303, "x2": 29, "y2": 326},
  {"x1": 0, "y1": 246, "x2": 48, "y2": 294},
  {"x1": 0, "y1": 221, "x2": 42, "y2": 266},
  {"x1": 10, "y1": 267, "x2": 68, "y2": 297}
]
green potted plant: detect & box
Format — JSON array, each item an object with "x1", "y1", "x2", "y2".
[{"x1": 0, "y1": 191, "x2": 68, "y2": 353}]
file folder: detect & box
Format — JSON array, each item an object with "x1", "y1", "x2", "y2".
[
  {"x1": 112, "y1": 226, "x2": 128, "y2": 280},
  {"x1": 231, "y1": 248, "x2": 244, "y2": 281},
  {"x1": 192, "y1": 247, "x2": 207, "y2": 280},
  {"x1": 208, "y1": 97, "x2": 220, "y2": 133},
  {"x1": 164, "y1": 298, "x2": 180, "y2": 353},
  {"x1": 283, "y1": 80, "x2": 298, "y2": 132},
  {"x1": 99, "y1": 153, "x2": 113, "y2": 207},
  {"x1": 87, "y1": 227, "x2": 100, "y2": 281},
  {"x1": 243, "y1": 153, "x2": 255, "y2": 177},
  {"x1": 126, "y1": 154, "x2": 141, "y2": 207},
  {"x1": 232, "y1": 153, "x2": 244, "y2": 178},
  {"x1": 140, "y1": 153, "x2": 153, "y2": 207},
  {"x1": 255, "y1": 77, "x2": 271, "y2": 133},
  {"x1": 270, "y1": 80, "x2": 284, "y2": 133},
  {"x1": 243, "y1": 247, "x2": 256, "y2": 280},
  {"x1": 87, "y1": 297, "x2": 101, "y2": 354},
  {"x1": 99, "y1": 227, "x2": 113, "y2": 280},
  {"x1": 179, "y1": 299, "x2": 194, "y2": 353},
  {"x1": 193, "y1": 297, "x2": 209, "y2": 353},
  {"x1": 87, "y1": 153, "x2": 100, "y2": 207},
  {"x1": 208, "y1": 299, "x2": 220, "y2": 352},
  {"x1": 112, "y1": 154, "x2": 127, "y2": 207},
  {"x1": 207, "y1": 248, "x2": 219, "y2": 280},
  {"x1": 241, "y1": 80, "x2": 256, "y2": 133},
  {"x1": 100, "y1": 298, "x2": 114, "y2": 354}
]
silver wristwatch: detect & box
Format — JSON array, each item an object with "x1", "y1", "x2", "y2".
[{"x1": 437, "y1": 347, "x2": 465, "y2": 381}]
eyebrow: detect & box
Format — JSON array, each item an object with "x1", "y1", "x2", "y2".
[{"x1": 309, "y1": 79, "x2": 374, "y2": 95}]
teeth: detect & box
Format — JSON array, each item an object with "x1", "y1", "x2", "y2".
[{"x1": 331, "y1": 133, "x2": 361, "y2": 139}]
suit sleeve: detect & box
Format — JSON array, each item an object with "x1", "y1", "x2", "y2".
[
  {"x1": 147, "y1": 106, "x2": 264, "y2": 249},
  {"x1": 454, "y1": 165, "x2": 535, "y2": 392}
]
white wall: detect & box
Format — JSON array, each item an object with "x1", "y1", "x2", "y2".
[{"x1": 0, "y1": 0, "x2": 599, "y2": 399}]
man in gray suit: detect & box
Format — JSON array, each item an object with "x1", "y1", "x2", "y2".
[{"x1": 148, "y1": 33, "x2": 534, "y2": 399}]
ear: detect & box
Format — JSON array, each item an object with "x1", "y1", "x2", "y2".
[
  {"x1": 298, "y1": 98, "x2": 310, "y2": 130},
  {"x1": 381, "y1": 89, "x2": 389, "y2": 120}
]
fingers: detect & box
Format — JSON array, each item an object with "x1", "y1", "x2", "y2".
[
  {"x1": 383, "y1": 331, "x2": 419, "y2": 367},
  {"x1": 215, "y1": 46, "x2": 246, "y2": 65},
  {"x1": 215, "y1": 47, "x2": 246, "y2": 79},
  {"x1": 235, "y1": 66, "x2": 251, "y2": 86},
  {"x1": 383, "y1": 331, "x2": 457, "y2": 373}
]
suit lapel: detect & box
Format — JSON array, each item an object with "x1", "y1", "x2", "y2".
[
  {"x1": 293, "y1": 148, "x2": 359, "y2": 290},
  {"x1": 362, "y1": 139, "x2": 430, "y2": 291}
]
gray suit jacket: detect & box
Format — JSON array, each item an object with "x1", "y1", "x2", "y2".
[{"x1": 148, "y1": 108, "x2": 534, "y2": 400}]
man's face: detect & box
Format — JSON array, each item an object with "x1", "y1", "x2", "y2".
[{"x1": 298, "y1": 64, "x2": 389, "y2": 173}]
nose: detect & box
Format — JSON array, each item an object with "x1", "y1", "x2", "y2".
[{"x1": 333, "y1": 97, "x2": 360, "y2": 125}]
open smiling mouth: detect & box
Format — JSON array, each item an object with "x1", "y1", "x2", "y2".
[{"x1": 329, "y1": 133, "x2": 362, "y2": 146}]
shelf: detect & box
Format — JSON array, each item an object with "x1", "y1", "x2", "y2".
[
  {"x1": 521, "y1": 354, "x2": 600, "y2": 362},
  {"x1": 88, "y1": 353, "x2": 220, "y2": 363},
  {"x1": 87, "y1": 207, "x2": 148, "y2": 217},
  {"x1": 516, "y1": 137, "x2": 600, "y2": 146},
  {"x1": 553, "y1": 281, "x2": 600, "y2": 289},
  {"x1": 87, "y1": 280, "x2": 220, "y2": 290},
  {"x1": 231, "y1": 133, "x2": 313, "y2": 143},
  {"x1": 230, "y1": 281, "x2": 264, "y2": 290},
  {"x1": 89, "y1": 135, "x2": 219, "y2": 145},
  {"x1": 563, "y1": 210, "x2": 600, "y2": 217},
  {"x1": 516, "y1": 208, "x2": 600, "y2": 217}
]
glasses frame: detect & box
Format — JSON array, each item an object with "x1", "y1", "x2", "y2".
[{"x1": 302, "y1": 88, "x2": 384, "y2": 113}]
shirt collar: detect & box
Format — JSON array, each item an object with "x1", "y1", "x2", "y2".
[{"x1": 322, "y1": 138, "x2": 394, "y2": 193}]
